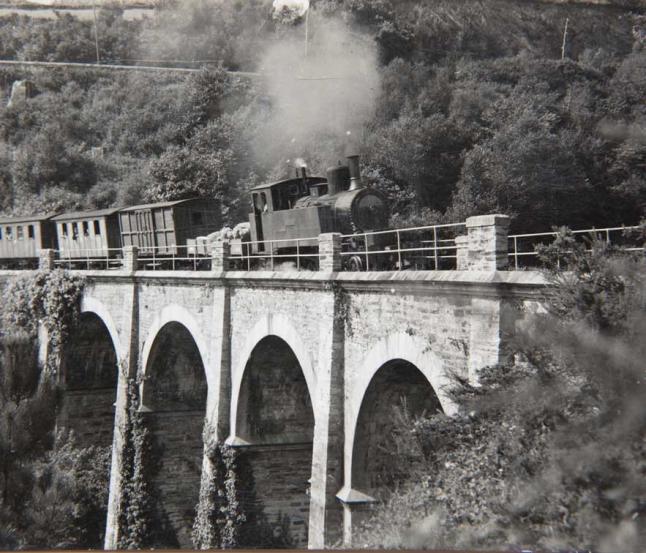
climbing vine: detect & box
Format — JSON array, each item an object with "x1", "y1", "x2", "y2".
[
  {"x1": 192, "y1": 424, "x2": 245, "y2": 550},
  {"x1": 1, "y1": 269, "x2": 85, "y2": 371},
  {"x1": 117, "y1": 376, "x2": 154, "y2": 550},
  {"x1": 326, "y1": 281, "x2": 356, "y2": 337}
]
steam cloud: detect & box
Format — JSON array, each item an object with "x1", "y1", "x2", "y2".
[{"x1": 253, "y1": 10, "x2": 381, "y2": 172}]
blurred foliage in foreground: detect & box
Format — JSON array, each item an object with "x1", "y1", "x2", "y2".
[{"x1": 352, "y1": 232, "x2": 646, "y2": 551}]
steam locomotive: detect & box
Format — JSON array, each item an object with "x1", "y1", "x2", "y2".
[
  {"x1": 0, "y1": 154, "x2": 388, "y2": 270},
  {"x1": 235, "y1": 154, "x2": 389, "y2": 269}
]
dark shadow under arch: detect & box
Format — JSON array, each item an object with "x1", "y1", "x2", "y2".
[
  {"x1": 60, "y1": 311, "x2": 118, "y2": 448},
  {"x1": 143, "y1": 321, "x2": 208, "y2": 548},
  {"x1": 235, "y1": 335, "x2": 314, "y2": 548},
  {"x1": 352, "y1": 359, "x2": 443, "y2": 498}
]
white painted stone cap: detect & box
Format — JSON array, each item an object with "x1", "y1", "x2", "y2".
[
  {"x1": 466, "y1": 214, "x2": 510, "y2": 228},
  {"x1": 336, "y1": 485, "x2": 377, "y2": 504}
]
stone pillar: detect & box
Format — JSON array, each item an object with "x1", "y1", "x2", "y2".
[
  {"x1": 457, "y1": 214, "x2": 510, "y2": 271},
  {"x1": 122, "y1": 245, "x2": 138, "y2": 273},
  {"x1": 39, "y1": 248, "x2": 56, "y2": 271},
  {"x1": 210, "y1": 240, "x2": 230, "y2": 273},
  {"x1": 104, "y1": 283, "x2": 139, "y2": 549},
  {"x1": 337, "y1": 488, "x2": 378, "y2": 546},
  {"x1": 308, "y1": 291, "x2": 345, "y2": 548},
  {"x1": 319, "y1": 233, "x2": 342, "y2": 272}
]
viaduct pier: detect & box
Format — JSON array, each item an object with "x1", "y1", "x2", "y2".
[{"x1": 2, "y1": 215, "x2": 548, "y2": 548}]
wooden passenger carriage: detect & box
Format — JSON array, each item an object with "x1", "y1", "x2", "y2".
[
  {"x1": 53, "y1": 208, "x2": 122, "y2": 259},
  {"x1": 0, "y1": 213, "x2": 57, "y2": 268}
]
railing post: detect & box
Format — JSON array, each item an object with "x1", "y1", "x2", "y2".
[
  {"x1": 211, "y1": 239, "x2": 230, "y2": 273},
  {"x1": 122, "y1": 245, "x2": 138, "y2": 273},
  {"x1": 38, "y1": 248, "x2": 56, "y2": 271},
  {"x1": 457, "y1": 214, "x2": 510, "y2": 271},
  {"x1": 319, "y1": 233, "x2": 342, "y2": 272}
]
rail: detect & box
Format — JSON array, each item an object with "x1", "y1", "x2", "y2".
[
  {"x1": 54, "y1": 248, "x2": 123, "y2": 270},
  {"x1": 134, "y1": 245, "x2": 211, "y2": 271},
  {"x1": 227, "y1": 237, "x2": 319, "y2": 271},
  {"x1": 340, "y1": 222, "x2": 467, "y2": 271},
  {"x1": 508, "y1": 225, "x2": 644, "y2": 269}
]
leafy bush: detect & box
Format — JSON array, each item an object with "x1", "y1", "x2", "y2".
[{"x1": 354, "y1": 235, "x2": 646, "y2": 551}]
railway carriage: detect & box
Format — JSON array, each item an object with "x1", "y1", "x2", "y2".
[
  {"x1": 118, "y1": 198, "x2": 221, "y2": 255},
  {"x1": 0, "y1": 213, "x2": 57, "y2": 268},
  {"x1": 53, "y1": 208, "x2": 122, "y2": 261}
]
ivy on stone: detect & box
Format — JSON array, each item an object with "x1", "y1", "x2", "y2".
[
  {"x1": 1, "y1": 269, "x2": 85, "y2": 372},
  {"x1": 117, "y1": 377, "x2": 154, "y2": 550},
  {"x1": 192, "y1": 424, "x2": 245, "y2": 550}
]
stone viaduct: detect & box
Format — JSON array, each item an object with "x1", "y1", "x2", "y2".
[{"x1": 3, "y1": 215, "x2": 548, "y2": 549}]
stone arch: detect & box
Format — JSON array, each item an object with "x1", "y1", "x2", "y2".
[
  {"x1": 141, "y1": 303, "x2": 211, "y2": 389},
  {"x1": 81, "y1": 295, "x2": 123, "y2": 364},
  {"x1": 139, "y1": 307, "x2": 210, "y2": 548},
  {"x1": 345, "y1": 332, "x2": 457, "y2": 497},
  {"x1": 228, "y1": 314, "x2": 316, "y2": 547},
  {"x1": 229, "y1": 312, "x2": 316, "y2": 441},
  {"x1": 57, "y1": 301, "x2": 121, "y2": 548},
  {"x1": 59, "y1": 301, "x2": 120, "y2": 448}
]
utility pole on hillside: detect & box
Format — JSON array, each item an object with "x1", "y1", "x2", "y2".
[
  {"x1": 92, "y1": 0, "x2": 101, "y2": 64},
  {"x1": 561, "y1": 17, "x2": 570, "y2": 60}
]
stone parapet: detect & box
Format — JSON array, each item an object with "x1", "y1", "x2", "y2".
[
  {"x1": 456, "y1": 214, "x2": 510, "y2": 271},
  {"x1": 122, "y1": 246, "x2": 138, "y2": 273},
  {"x1": 38, "y1": 248, "x2": 56, "y2": 270},
  {"x1": 319, "y1": 233, "x2": 342, "y2": 272},
  {"x1": 211, "y1": 240, "x2": 230, "y2": 272}
]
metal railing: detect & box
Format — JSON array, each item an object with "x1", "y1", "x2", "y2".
[
  {"x1": 508, "y1": 225, "x2": 644, "y2": 269},
  {"x1": 340, "y1": 222, "x2": 467, "y2": 271},
  {"x1": 135, "y1": 245, "x2": 211, "y2": 271},
  {"x1": 227, "y1": 237, "x2": 319, "y2": 271},
  {"x1": 54, "y1": 248, "x2": 124, "y2": 270}
]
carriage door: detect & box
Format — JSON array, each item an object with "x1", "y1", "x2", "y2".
[{"x1": 136, "y1": 209, "x2": 155, "y2": 253}]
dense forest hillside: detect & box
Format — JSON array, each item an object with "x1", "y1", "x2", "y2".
[{"x1": 0, "y1": 0, "x2": 644, "y2": 232}]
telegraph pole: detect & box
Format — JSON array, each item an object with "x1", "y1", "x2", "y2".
[{"x1": 92, "y1": 0, "x2": 101, "y2": 64}]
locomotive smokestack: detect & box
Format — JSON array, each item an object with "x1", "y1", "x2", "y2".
[
  {"x1": 347, "y1": 154, "x2": 362, "y2": 190},
  {"x1": 327, "y1": 165, "x2": 350, "y2": 195}
]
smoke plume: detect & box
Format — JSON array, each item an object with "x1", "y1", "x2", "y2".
[{"x1": 253, "y1": 9, "x2": 381, "y2": 173}]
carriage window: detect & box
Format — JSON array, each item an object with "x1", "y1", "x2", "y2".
[
  {"x1": 6, "y1": 226, "x2": 12, "y2": 240},
  {"x1": 94, "y1": 220, "x2": 101, "y2": 235},
  {"x1": 191, "y1": 211, "x2": 204, "y2": 226},
  {"x1": 260, "y1": 192, "x2": 268, "y2": 212},
  {"x1": 17, "y1": 226, "x2": 24, "y2": 240},
  {"x1": 82, "y1": 221, "x2": 89, "y2": 236},
  {"x1": 28, "y1": 225, "x2": 34, "y2": 239},
  {"x1": 61, "y1": 223, "x2": 68, "y2": 236},
  {"x1": 0, "y1": 227, "x2": 2, "y2": 240},
  {"x1": 72, "y1": 223, "x2": 79, "y2": 240}
]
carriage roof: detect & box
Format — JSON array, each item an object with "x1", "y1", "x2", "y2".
[
  {"x1": 52, "y1": 208, "x2": 121, "y2": 221},
  {"x1": 0, "y1": 213, "x2": 58, "y2": 224},
  {"x1": 119, "y1": 198, "x2": 215, "y2": 212}
]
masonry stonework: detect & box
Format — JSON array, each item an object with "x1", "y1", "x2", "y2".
[{"x1": 0, "y1": 263, "x2": 546, "y2": 549}]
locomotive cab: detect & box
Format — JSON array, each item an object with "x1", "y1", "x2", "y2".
[{"x1": 248, "y1": 176, "x2": 328, "y2": 253}]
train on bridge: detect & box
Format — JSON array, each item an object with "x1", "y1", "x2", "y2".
[{"x1": 0, "y1": 154, "x2": 405, "y2": 270}]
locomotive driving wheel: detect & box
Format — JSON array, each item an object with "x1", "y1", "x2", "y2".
[{"x1": 344, "y1": 255, "x2": 364, "y2": 272}]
